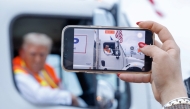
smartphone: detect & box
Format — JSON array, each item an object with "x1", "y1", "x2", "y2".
[{"x1": 61, "y1": 25, "x2": 154, "y2": 73}]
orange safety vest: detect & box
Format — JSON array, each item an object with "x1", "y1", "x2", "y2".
[
  {"x1": 13, "y1": 56, "x2": 60, "y2": 88},
  {"x1": 104, "y1": 48, "x2": 111, "y2": 53}
]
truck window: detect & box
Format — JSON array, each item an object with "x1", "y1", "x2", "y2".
[
  {"x1": 103, "y1": 42, "x2": 115, "y2": 55},
  {"x1": 10, "y1": 15, "x2": 96, "y2": 107},
  {"x1": 46, "y1": 54, "x2": 83, "y2": 96},
  {"x1": 103, "y1": 42, "x2": 120, "y2": 56}
]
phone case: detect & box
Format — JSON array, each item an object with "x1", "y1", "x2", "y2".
[{"x1": 61, "y1": 25, "x2": 155, "y2": 74}]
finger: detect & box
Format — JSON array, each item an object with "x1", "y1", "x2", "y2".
[
  {"x1": 155, "y1": 40, "x2": 162, "y2": 48},
  {"x1": 140, "y1": 45, "x2": 167, "y2": 61},
  {"x1": 138, "y1": 21, "x2": 174, "y2": 43},
  {"x1": 161, "y1": 39, "x2": 180, "y2": 53},
  {"x1": 118, "y1": 73, "x2": 151, "y2": 83}
]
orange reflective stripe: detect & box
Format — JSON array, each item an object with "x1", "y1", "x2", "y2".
[
  {"x1": 40, "y1": 81, "x2": 49, "y2": 86},
  {"x1": 13, "y1": 65, "x2": 28, "y2": 74},
  {"x1": 13, "y1": 57, "x2": 28, "y2": 74},
  {"x1": 104, "y1": 48, "x2": 111, "y2": 53},
  {"x1": 13, "y1": 56, "x2": 26, "y2": 67},
  {"x1": 41, "y1": 70, "x2": 58, "y2": 88},
  {"x1": 33, "y1": 73, "x2": 49, "y2": 86},
  {"x1": 44, "y1": 64, "x2": 60, "y2": 85},
  {"x1": 13, "y1": 56, "x2": 22, "y2": 66},
  {"x1": 14, "y1": 69, "x2": 26, "y2": 74}
]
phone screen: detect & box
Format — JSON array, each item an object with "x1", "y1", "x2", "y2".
[{"x1": 71, "y1": 28, "x2": 151, "y2": 72}]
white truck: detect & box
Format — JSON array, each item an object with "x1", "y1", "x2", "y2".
[
  {"x1": 0, "y1": 0, "x2": 161, "y2": 109},
  {"x1": 74, "y1": 29, "x2": 144, "y2": 71}
]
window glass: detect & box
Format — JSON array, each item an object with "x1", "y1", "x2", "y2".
[
  {"x1": 103, "y1": 42, "x2": 121, "y2": 57},
  {"x1": 103, "y1": 42, "x2": 115, "y2": 56},
  {"x1": 46, "y1": 54, "x2": 83, "y2": 96}
]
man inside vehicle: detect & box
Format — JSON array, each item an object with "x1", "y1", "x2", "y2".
[
  {"x1": 104, "y1": 45, "x2": 113, "y2": 55},
  {"x1": 13, "y1": 32, "x2": 85, "y2": 106}
]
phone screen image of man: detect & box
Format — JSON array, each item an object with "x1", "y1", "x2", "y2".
[
  {"x1": 73, "y1": 29, "x2": 145, "y2": 72},
  {"x1": 104, "y1": 45, "x2": 113, "y2": 55}
]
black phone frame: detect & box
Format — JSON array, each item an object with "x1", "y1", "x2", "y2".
[{"x1": 62, "y1": 26, "x2": 153, "y2": 72}]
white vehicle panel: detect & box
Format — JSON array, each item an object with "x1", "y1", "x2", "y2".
[
  {"x1": 74, "y1": 29, "x2": 95, "y2": 69},
  {"x1": 0, "y1": 0, "x2": 113, "y2": 109}
]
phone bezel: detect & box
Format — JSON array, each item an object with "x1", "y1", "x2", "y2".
[{"x1": 61, "y1": 25, "x2": 154, "y2": 74}]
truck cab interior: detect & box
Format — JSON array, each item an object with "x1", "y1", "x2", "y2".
[
  {"x1": 10, "y1": 14, "x2": 131, "y2": 109},
  {"x1": 103, "y1": 42, "x2": 121, "y2": 57},
  {"x1": 11, "y1": 15, "x2": 97, "y2": 107}
]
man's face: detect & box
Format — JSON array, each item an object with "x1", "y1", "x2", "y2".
[
  {"x1": 105, "y1": 45, "x2": 109, "y2": 49},
  {"x1": 20, "y1": 44, "x2": 49, "y2": 73}
]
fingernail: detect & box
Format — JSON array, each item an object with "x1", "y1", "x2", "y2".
[
  {"x1": 136, "y1": 21, "x2": 142, "y2": 25},
  {"x1": 138, "y1": 42, "x2": 147, "y2": 48},
  {"x1": 117, "y1": 73, "x2": 120, "y2": 77}
]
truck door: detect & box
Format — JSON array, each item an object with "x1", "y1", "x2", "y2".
[
  {"x1": 93, "y1": 7, "x2": 132, "y2": 109},
  {"x1": 99, "y1": 42, "x2": 123, "y2": 70}
]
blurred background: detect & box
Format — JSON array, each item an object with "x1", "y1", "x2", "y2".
[{"x1": 1, "y1": 0, "x2": 190, "y2": 109}]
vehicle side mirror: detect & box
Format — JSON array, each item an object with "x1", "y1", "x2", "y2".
[
  {"x1": 115, "y1": 50, "x2": 120, "y2": 56},
  {"x1": 93, "y1": 8, "x2": 115, "y2": 26},
  {"x1": 115, "y1": 50, "x2": 120, "y2": 59},
  {"x1": 118, "y1": 50, "x2": 120, "y2": 56}
]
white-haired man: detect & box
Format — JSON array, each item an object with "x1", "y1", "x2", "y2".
[
  {"x1": 13, "y1": 32, "x2": 80, "y2": 106},
  {"x1": 104, "y1": 45, "x2": 113, "y2": 55}
]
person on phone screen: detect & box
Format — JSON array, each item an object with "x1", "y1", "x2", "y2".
[
  {"x1": 117, "y1": 21, "x2": 189, "y2": 109},
  {"x1": 12, "y1": 33, "x2": 86, "y2": 107},
  {"x1": 104, "y1": 45, "x2": 113, "y2": 55}
]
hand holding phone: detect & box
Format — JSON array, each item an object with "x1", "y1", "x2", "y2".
[
  {"x1": 61, "y1": 26, "x2": 154, "y2": 73},
  {"x1": 118, "y1": 21, "x2": 187, "y2": 105}
]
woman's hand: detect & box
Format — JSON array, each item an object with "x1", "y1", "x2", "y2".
[{"x1": 118, "y1": 21, "x2": 187, "y2": 105}]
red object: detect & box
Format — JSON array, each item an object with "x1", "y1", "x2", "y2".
[
  {"x1": 105, "y1": 30, "x2": 115, "y2": 34},
  {"x1": 136, "y1": 21, "x2": 141, "y2": 25},
  {"x1": 117, "y1": 73, "x2": 120, "y2": 77},
  {"x1": 148, "y1": 0, "x2": 164, "y2": 17},
  {"x1": 155, "y1": 10, "x2": 163, "y2": 17},
  {"x1": 138, "y1": 42, "x2": 147, "y2": 48},
  {"x1": 115, "y1": 30, "x2": 123, "y2": 43},
  {"x1": 149, "y1": 0, "x2": 155, "y2": 5},
  {"x1": 138, "y1": 48, "x2": 141, "y2": 52}
]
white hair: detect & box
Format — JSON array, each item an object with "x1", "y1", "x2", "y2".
[{"x1": 22, "y1": 32, "x2": 52, "y2": 51}]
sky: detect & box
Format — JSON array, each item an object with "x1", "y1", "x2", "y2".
[{"x1": 121, "y1": 0, "x2": 190, "y2": 79}]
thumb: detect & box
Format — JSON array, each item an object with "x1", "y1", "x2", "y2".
[{"x1": 138, "y1": 42, "x2": 165, "y2": 58}]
